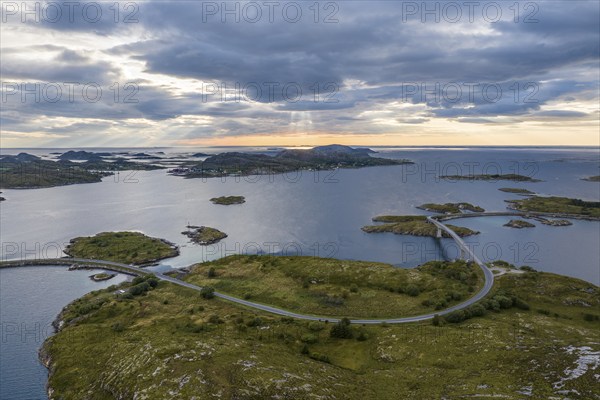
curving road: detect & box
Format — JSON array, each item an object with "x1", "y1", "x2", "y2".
[
  {"x1": 4, "y1": 210, "x2": 591, "y2": 323},
  {"x1": 1, "y1": 215, "x2": 495, "y2": 325}
]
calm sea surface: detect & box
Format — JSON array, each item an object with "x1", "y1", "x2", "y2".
[{"x1": 0, "y1": 146, "x2": 598, "y2": 399}]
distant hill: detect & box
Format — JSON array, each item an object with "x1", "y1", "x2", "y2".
[
  {"x1": 0, "y1": 153, "x2": 42, "y2": 162},
  {"x1": 309, "y1": 144, "x2": 376, "y2": 156},
  {"x1": 58, "y1": 150, "x2": 104, "y2": 161},
  {"x1": 174, "y1": 145, "x2": 411, "y2": 178}
]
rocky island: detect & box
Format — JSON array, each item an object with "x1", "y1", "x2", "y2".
[
  {"x1": 65, "y1": 231, "x2": 179, "y2": 265},
  {"x1": 210, "y1": 196, "x2": 246, "y2": 205},
  {"x1": 441, "y1": 174, "x2": 542, "y2": 182},
  {"x1": 183, "y1": 226, "x2": 228, "y2": 245},
  {"x1": 506, "y1": 196, "x2": 600, "y2": 219},
  {"x1": 504, "y1": 219, "x2": 535, "y2": 228},
  {"x1": 498, "y1": 187, "x2": 536, "y2": 195},
  {"x1": 539, "y1": 218, "x2": 573, "y2": 226},
  {"x1": 417, "y1": 202, "x2": 484, "y2": 214},
  {"x1": 89, "y1": 272, "x2": 116, "y2": 282},
  {"x1": 362, "y1": 215, "x2": 479, "y2": 237}
]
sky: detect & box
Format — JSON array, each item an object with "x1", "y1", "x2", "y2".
[{"x1": 1, "y1": 0, "x2": 599, "y2": 148}]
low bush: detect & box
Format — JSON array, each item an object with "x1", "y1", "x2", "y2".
[
  {"x1": 200, "y1": 287, "x2": 215, "y2": 299},
  {"x1": 330, "y1": 318, "x2": 353, "y2": 339},
  {"x1": 301, "y1": 334, "x2": 318, "y2": 344}
]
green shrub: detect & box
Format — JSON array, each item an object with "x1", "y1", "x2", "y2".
[
  {"x1": 583, "y1": 313, "x2": 599, "y2": 322},
  {"x1": 469, "y1": 304, "x2": 486, "y2": 317},
  {"x1": 111, "y1": 322, "x2": 125, "y2": 332},
  {"x1": 485, "y1": 299, "x2": 501, "y2": 311},
  {"x1": 308, "y1": 322, "x2": 325, "y2": 331},
  {"x1": 444, "y1": 310, "x2": 466, "y2": 323},
  {"x1": 405, "y1": 284, "x2": 420, "y2": 297},
  {"x1": 330, "y1": 318, "x2": 353, "y2": 339},
  {"x1": 132, "y1": 276, "x2": 145, "y2": 285},
  {"x1": 494, "y1": 295, "x2": 513, "y2": 309},
  {"x1": 449, "y1": 291, "x2": 463, "y2": 301},
  {"x1": 513, "y1": 298, "x2": 530, "y2": 310},
  {"x1": 247, "y1": 317, "x2": 263, "y2": 327},
  {"x1": 146, "y1": 277, "x2": 159, "y2": 288},
  {"x1": 301, "y1": 333, "x2": 318, "y2": 344},
  {"x1": 200, "y1": 287, "x2": 215, "y2": 299},
  {"x1": 129, "y1": 282, "x2": 150, "y2": 296}
]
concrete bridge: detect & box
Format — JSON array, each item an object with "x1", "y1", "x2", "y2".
[{"x1": 426, "y1": 216, "x2": 495, "y2": 306}]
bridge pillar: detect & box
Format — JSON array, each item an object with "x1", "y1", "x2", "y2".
[{"x1": 436, "y1": 228, "x2": 442, "y2": 238}]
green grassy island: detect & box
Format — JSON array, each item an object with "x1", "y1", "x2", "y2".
[
  {"x1": 417, "y1": 202, "x2": 484, "y2": 214},
  {"x1": 498, "y1": 187, "x2": 536, "y2": 195},
  {"x1": 65, "y1": 232, "x2": 179, "y2": 265},
  {"x1": 506, "y1": 196, "x2": 600, "y2": 218},
  {"x1": 183, "y1": 256, "x2": 483, "y2": 319},
  {"x1": 504, "y1": 219, "x2": 535, "y2": 229},
  {"x1": 41, "y1": 257, "x2": 599, "y2": 399},
  {"x1": 441, "y1": 174, "x2": 542, "y2": 182},
  {"x1": 210, "y1": 196, "x2": 246, "y2": 205},
  {"x1": 183, "y1": 226, "x2": 228, "y2": 245},
  {"x1": 362, "y1": 215, "x2": 479, "y2": 237}
]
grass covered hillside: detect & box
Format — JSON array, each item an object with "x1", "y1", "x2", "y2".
[
  {"x1": 183, "y1": 256, "x2": 483, "y2": 319},
  {"x1": 65, "y1": 232, "x2": 179, "y2": 265},
  {"x1": 42, "y1": 264, "x2": 599, "y2": 399}
]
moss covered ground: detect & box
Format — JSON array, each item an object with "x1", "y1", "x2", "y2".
[{"x1": 43, "y1": 261, "x2": 600, "y2": 399}]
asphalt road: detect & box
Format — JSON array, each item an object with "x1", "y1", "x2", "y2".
[{"x1": 4, "y1": 217, "x2": 495, "y2": 325}]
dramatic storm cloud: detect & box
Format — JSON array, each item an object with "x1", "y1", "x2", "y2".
[{"x1": 1, "y1": 0, "x2": 599, "y2": 146}]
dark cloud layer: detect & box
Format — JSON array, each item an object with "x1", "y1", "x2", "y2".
[{"x1": 1, "y1": 0, "x2": 598, "y2": 141}]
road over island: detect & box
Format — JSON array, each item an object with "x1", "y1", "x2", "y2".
[
  {"x1": 1, "y1": 213, "x2": 499, "y2": 324},
  {"x1": 4, "y1": 209, "x2": 594, "y2": 322}
]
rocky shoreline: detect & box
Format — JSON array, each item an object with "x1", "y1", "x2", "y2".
[{"x1": 38, "y1": 298, "x2": 76, "y2": 400}]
